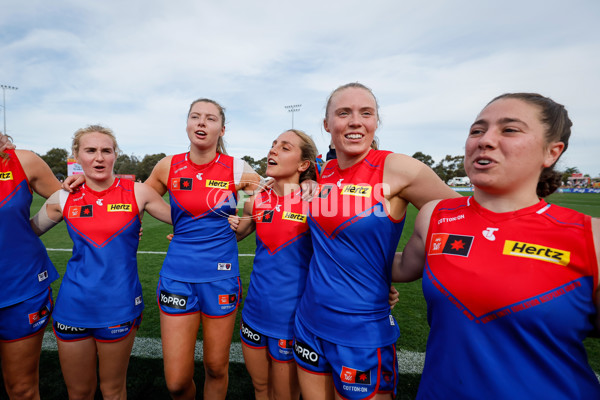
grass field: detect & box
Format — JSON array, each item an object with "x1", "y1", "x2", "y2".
[{"x1": 1, "y1": 192, "x2": 598, "y2": 399}]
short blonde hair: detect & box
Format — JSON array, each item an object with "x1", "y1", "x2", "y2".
[{"x1": 72, "y1": 125, "x2": 120, "y2": 158}]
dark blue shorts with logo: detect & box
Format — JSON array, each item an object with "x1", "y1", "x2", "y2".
[
  {"x1": 240, "y1": 319, "x2": 294, "y2": 362},
  {"x1": 157, "y1": 276, "x2": 241, "y2": 317},
  {"x1": 53, "y1": 314, "x2": 142, "y2": 342},
  {"x1": 0, "y1": 288, "x2": 53, "y2": 342},
  {"x1": 293, "y1": 316, "x2": 397, "y2": 399}
]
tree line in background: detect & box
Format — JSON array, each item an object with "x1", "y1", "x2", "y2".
[{"x1": 39, "y1": 148, "x2": 590, "y2": 185}]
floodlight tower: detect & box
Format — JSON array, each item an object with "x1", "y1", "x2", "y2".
[
  {"x1": 284, "y1": 104, "x2": 302, "y2": 129},
  {"x1": 1, "y1": 85, "x2": 18, "y2": 135}
]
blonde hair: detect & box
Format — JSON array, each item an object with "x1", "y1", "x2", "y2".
[
  {"x1": 324, "y1": 82, "x2": 380, "y2": 150},
  {"x1": 72, "y1": 125, "x2": 120, "y2": 158},
  {"x1": 188, "y1": 98, "x2": 227, "y2": 155}
]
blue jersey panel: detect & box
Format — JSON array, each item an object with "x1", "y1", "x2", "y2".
[{"x1": 0, "y1": 150, "x2": 58, "y2": 307}]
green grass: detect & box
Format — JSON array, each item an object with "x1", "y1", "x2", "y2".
[{"x1": 2, "y1": 192, "x2": 597, "y2": 399}]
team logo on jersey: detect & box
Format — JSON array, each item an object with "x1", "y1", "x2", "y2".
[
  {"x1": 107, "y1": 203, "x2": 132, "y2": 212},
  {"x1": 68, "y1": 205, "x2": 93, "y2": 218},
  {"x1": 482, "y1": 227, "x2": 499, "y2": 241},
  {"x1": 316, "y1": 184, "x2": 334, "y2": 199},
  {"x1": 0, "y1": 171, "x2": 13, "y2": 180},
  {"x1": 135, "y1": 296, "x2": 142, "y2": 305},
  {"x1": 502, "y1": 240, "x2": 570, "y2": 266},
  {"x1": 218, "y1": 293, "x2": 237, "y2": 305},
  {"x1": 28, "y1": 305, "x2": 50, "y2": 325},
  {"x1": 282, "y1": 211, "x2": 307, "y2": 223},
  {"x1": 429, "y1": 233, "x2": 473, "y2": 257},
  {"x1": 259, "y1": 210, "x2": 274, "y2": 223},
  {"x1": 38, "y1": 270, "x2": 48, "y2": 282},
  {"x1": 341, "y1": 366, "x2": 371, "y2": 385},
  {"x1": 171, "y1": 178, "x2": 193, "y2": 191},
  {"x1": 206, "y1": 179, "x2": 229, "y2": 189},
  {"x1": 341, "y1": 184, "x2": 372, "y2": 197},
  {"x1": 218, "y1": 262, "x2": 232, "y2": 271}
]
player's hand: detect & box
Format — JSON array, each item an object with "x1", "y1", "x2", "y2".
[
  {"x1": 228, "y1": 215, "x2": 240, "y2": 231},
  {"x1": 166, "y1": 233, "x2": 174, "y2": 242},
  {"x1": 62, "y1": 174, "x2": 86, "y2": 192},
  {"x1": 389, "y1": 285, "x2": 399, "y2": 309},
  {"x1": 139, "y1": 227, "x2": 143, "y2": 241},
  {"x1": 301, "y1": 179, "x2": 319, "y2": 202}
]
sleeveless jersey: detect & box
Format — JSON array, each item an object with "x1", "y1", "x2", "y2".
[
  {"x1": 161, "y1": 152, "x2": 239, "y2": 282},
  {"x1": 418, "y1": 197, "x2": 600, "y2": 399},
  {"x1": 242, "y1": 189, "x2": 312, "y2": 338},
  {"x1": 0, "y1": 150, "x2": 58, "y2": 307},
  {"x1": 296, "y1": 149, "x2": 404, "y2": 347},
  {"x1": 53, "y1": 178, "x2": 143, "y2": 327}
]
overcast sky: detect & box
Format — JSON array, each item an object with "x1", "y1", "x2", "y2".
[{"x1": 2, "y1": 0, "x2": 599, "y2": 176}]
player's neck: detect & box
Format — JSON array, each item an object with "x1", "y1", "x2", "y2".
[
  {"x1": 272, "y1": 179, "x2": 300, "y2": 197},
  {"x1": 188, "y1": 147, "x2": 217, "y2": 166}
]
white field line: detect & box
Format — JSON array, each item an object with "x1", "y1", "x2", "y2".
[
  {"x1": 40, "y1": 332, "x2": 600, "y2": 380},
  {"x1": 42, "y1": 332, "x2": 425, "y2": 374}
]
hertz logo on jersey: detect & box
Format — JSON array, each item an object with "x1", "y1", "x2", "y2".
[
  {"x1": 282, "y1": 211, "x2": 307, "y2": 223},
  {"x1": 107, "y1": 203, "x2": 132, "y2": 212},
  {"x1": 341, "y1": 185, "x2": 372, "y2": 197},
  {"x1": 206, "y1": 179, "x2": 229, "y2": 189},
  {"x1": 503, "y1": 240, "x2": 570, "y2": 266},
  {"x1": 0, "y1": 171, "x2": 13, "y2": 180}
]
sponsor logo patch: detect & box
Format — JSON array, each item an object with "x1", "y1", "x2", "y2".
[
  {"x1": 278, "y1": 339, "x2": 293, "y2": 349},
  {"x1": 206, "y1": 179, "x2": 229, "y2": 189},
  {"x1": 107, "y1": 203, "x2": 132, "y2": 212},
  {"x1": 341, "y1": 184, "x2": 372, "y2": 197},
  {"x1": 0, "y1": 171, "x2": 13, "y2": 180},
  {"x1": 28, "y1": 305, "x2": 50, "y2": 325},
  {"x1": 341, "y1": 366, "x2": 371, "y2": 385},
  {"x1": 240, "y1": 321, "x2": 262, "y2": 344},
  {"x1": 502, "y1": 240, "x2": 570, "y2": 266},
  {"x1": 159, "y1": 291, "x2": 188, "y2": 309},
  {"x1": 294, "y1": 340, "x2": 319, "y2": 367},
  {"x1": 429, "y1": 233, "x2": 474, "y2": 257},
  {"x1": 134, "y1": 296, "x2": 142, "y2": 306},
  {"x1": 170, "y1": 178, "x2": 193, "y2": 191},
  {"x1": 68, "y1": 205, "x2": 93, "y2": 218},
  {"x1": 54, "y1": 322, "x2": 88, "y2": 334},
  {"x1": 218, "y1": 294, "x2": 237, "y2": 305},
  {"x1": 282, "y1": 211, "x2": 307, "y2": 223}
]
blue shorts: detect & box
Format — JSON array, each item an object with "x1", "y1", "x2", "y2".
[
  {"x1": 293, "y1": 317, "x2": 397, "y2": 399},
  {"x1": 0, "y1": 288, "x2": 53, "y2": 342},
  {"x1": 53, "y1": 314, "x2": 142, "y2": 343},
  {"x1": 157, "y1": 276, "x2": 241, "y2": 317},
  {"x1": 240, "y1": 319, "x2": 294, "y2": 362}
]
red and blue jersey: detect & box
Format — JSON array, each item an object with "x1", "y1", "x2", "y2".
[
  {"x1": 161, "y1": 152, "x2": 239, "y2": 283},
  {"x1": 418, "y1": 197, "x2": 600, "y2": 399},
  {"x1": 296, "y1": 150, "x2": 404, "y2": 347},
  {"x1": 54, "y1": 178, "x2": 143, "y2": 327},
  {"x1": 242, "y1": 189, "x2": 312, "y2": 338},
  {"x1": 0, "y1": 150, "x2": 58, "y2": 307}
]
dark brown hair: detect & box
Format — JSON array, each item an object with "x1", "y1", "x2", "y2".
[{"x1": 487, "y1": 93, "x2": 571, "y2": 197}]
